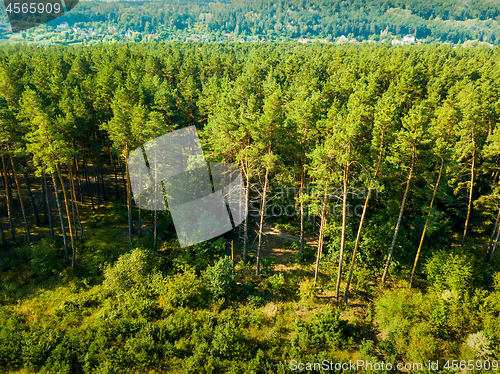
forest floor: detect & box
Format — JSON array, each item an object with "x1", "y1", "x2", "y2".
[{"x1": 261, "y1": 222, "x2": 317, "y2": 270}]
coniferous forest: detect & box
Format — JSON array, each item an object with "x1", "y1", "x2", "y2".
[{"x1": 0, "y1": 43, "x2": 500, "y2": 372}]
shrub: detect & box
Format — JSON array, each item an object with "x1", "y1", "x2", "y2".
[
  {"x1": 298, "y1": 277, "x2": 318, "y2": 308},
  {"x1": 494, "y1": 272, "x2": 500, "y2": 291},
  {"x1": 0, "y1": 308, "x2": 24, "y2": 368},
  {"x1": 350, "y1": 266, "x2": 376, "y2": 293},
  {"x1": 22, "y1": 327, "x2": 61, "y2": 371},
  {"x1": 211, "y1": 318, "x2": 247, "y2": 360},
  {"x1": 125, "y1": 334, "x2": 161, "y2": 369},
  {"x1": 292, "y1": 308, "x2": 347, "y2": 352},
  {"x1": 157, "y1": 268, "x2": 207, "y2": 308},
  {"x1": 192, "y1": 238, "x2": 228, "y2": 266},
  {"x1": 275, "y1": 223, "x2": 300, "y2": 236},
  {"x1": 248, "y1": 294, "x2": 266, "y2": 308},
  {"x1": 88, "y1": 211, "x2": 104, "y2": 228},
  {"x1": 43, "y1": 337, "x2": 79, "y2": 374},
  {"x1": 264, "y1": 273, "x2": 285, "y2": 294},
  {"x1": 376, "y1": 289, "x2": 426, "y2": 338},
  {"x1": 359, "y1": 339, "x2": 378, "y2": 361},
  {"x1": 376, "y1": 289, "x2": 449, "y2": 361},
  {"x1": 406, "y1": 322, "x2": 442, "y2": 362},
  {"x1": 294, "y1": 245, "x2": 316, "y2": 263},
  {"x1": 205, "y1": 256, "x2": 234, "y2": 298},
  {"x1": 461, "y1": 331, "x2": 494, "y2": 360},
  {"x1": 30, "y1": 239, "x2": 62, "y2": 279},
  {"x1": 425, "y1": 250, "x2": 473, "y2": 297},
  {"x1": 260, "y1": 256, "x2": 276, "y2": 276},
  {"x1": 102, "y1": 248, "x2": 160, "y2": 295}
]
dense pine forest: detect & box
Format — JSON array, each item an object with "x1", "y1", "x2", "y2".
[{"x1": 0, "y1": 43, "x2": 500, "y2": 372}]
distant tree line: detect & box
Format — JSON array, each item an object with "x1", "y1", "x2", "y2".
[{"x1": 9, "y1": 0, "x2": 494, "y2": 44}]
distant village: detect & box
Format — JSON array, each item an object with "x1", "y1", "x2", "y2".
[
  {"x1": 190, "y1": 33, "x2": 419, "y2": 45},
  {"x1": 0, "y1": 20, "x2": 495, "y2": 48}
]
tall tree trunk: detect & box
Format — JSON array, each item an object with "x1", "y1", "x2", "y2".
[
  {"x1": 138, "y1": 162, "x2": 142, "y2": 239},
  {"x1": 382, "y1": 154, "x2": 414, "y2": 284},
  {"x1": 0, "y1": 222, "x2": 4, "y2": 261},
  {"x1": 69, "y1": 165, "x2": 84, "y2": 242},
  {"x1": 0, "y1": 164, "x2": 4, "y2": 189},
  {"x1": 344, "y1": 151, "x2": 382, "y2": 304},
  {"x1": 125, "y1": 146, "x2": 133, "y2": 244},
  {"x1": 23, "y1": 172, "x2": 41, "y2": 226},
  {"x1": 100, "y1": 163, "x2": 107, "y2": 201},
  {"x1": 312, "y1": 212, "x2": 316, "y2": 234},
  {"x1": 41, "y1": 176, "x2": 48, "y2": 224},
  {"x1": 110, "y1": 147, "x2": 119, "y2": 200},
  {"x1": 299, "y1": 161, "x2": 306, "y2": 253},
  {"x1": 43, "y1": 173, "x2": 54, "y2": 238},
  {"x1": 113, "y1": 157, "x2": 119, "y2": 199},
  {"x1": 410, "y1": 158, "x2": 443, "y2": 288},
  {"x1": 486, "y1": 209, "x2": 500, "y2": 260},
  {"x1": 1, "y1": 155, "x2": 15, "y2": 243},
  {"x1": 56, "y1": 165, "x2": 76, "y2": 267},
  {"x1": 70, "y1": 186, "x2": 78, "y2": 241},
  {"x1": 153, "y1": 145, "x2": 158, "y2": 251},
  {"x1": 335, "y1": 164, "x2": 349, "y2": 305},
  {"x1": 67, "y1": 166, "x2": 78, "y2": 241},
  {"x1": 74, "y1": 158, "x2": 84, "y2": 205},
  {"x1": 256, "y1": 151, "x2": 271, "y2": 276},
  {"x1": 461, "y1": 147, "x2": 475, "y2": 246},
  {"x1": 0, "y1": 219, "x2": 5, "y2": 247},
  {"x1": 93, "y1": 163, "x2": 100, "y2": 209},
  {"x1": 83, "y1": 158, "x2": 95, "y2": 210},
  {"x1": 121, "y1": 163, "x2": 128, "y2": 200},
  {"x1": 9, "y1": 152, "x2": 30, "y2": 245},
  {"x1": 314, "y1": 180, "x2": 330, "y2": 285},
  {"x1": 489, "y1": 223, "x2": 500, "y2": 263},
  {"x1": 52, "y1": 172, "x2": 69, "y2": 264},
  {"x1": 6, "y1": 165, "x2": 16, "y2": 208},
  {"x1": 241, "y1": 158, "x2": 250, "y2": 264}
]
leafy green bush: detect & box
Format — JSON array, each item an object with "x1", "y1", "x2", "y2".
[
  {"x1": 425, "y1": 250, "x2": 473, "y2": 296},
  {"x1": 298, "y1": 277, "x2": 318, "y2": 308},
  {"x1": 192, "y1": 238, "x2": 229, "y2": 268},
  {"x1": 293, "y1": 245, "x2": 316, "y2": 263},
  {"x1": 88, "y1": 211, "x2": 104, "y2": 228},
  {"x1": 376, "y1": 289, "x2": 454, "y2": 361},
  {"x1": 125, "y1": 334, "x2": 162, "y2": 369},
  {"x1": 156, "y1": 267, "x2": 207, "y2": 308},
  {"x1": 248, "y1": 294, "x2": 266, "y2": 308},
  {"x1": 102, "y1": 248, "x2": 160, "y2": 295},
  {"x1": 0, "y1": 307, "x2": 24, "y2": 368},
  {"x1": 292, "y1": 308, "x2": 347, "y2": 352},
  {"x1": 264, "y1": 273, "x2": 285, "y2": 293},
  {"x1": 211, "y1": 312, "x2": 248, "y2": 360},
  {"x1": 260, "y1": 256, "x2": 276, "y2": 276},
  {"x1": 359, "y1": 338, "x2": 378, "y2": 362},
  {"x1": 43, "y1": 336, "x2": 80, "y2": 374},
  {"x1": 275, "y1": 222, "x2": 300, "y2": 236},
  {"x1": 205, "y1": 256, "x2": 234, "y2": 298},
  {"x1": 30, "y1": 239, "x2": 62, "y2": 279},
  {"x1": 22, "y1": 327, "x2": 61, "y2": 371}
]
